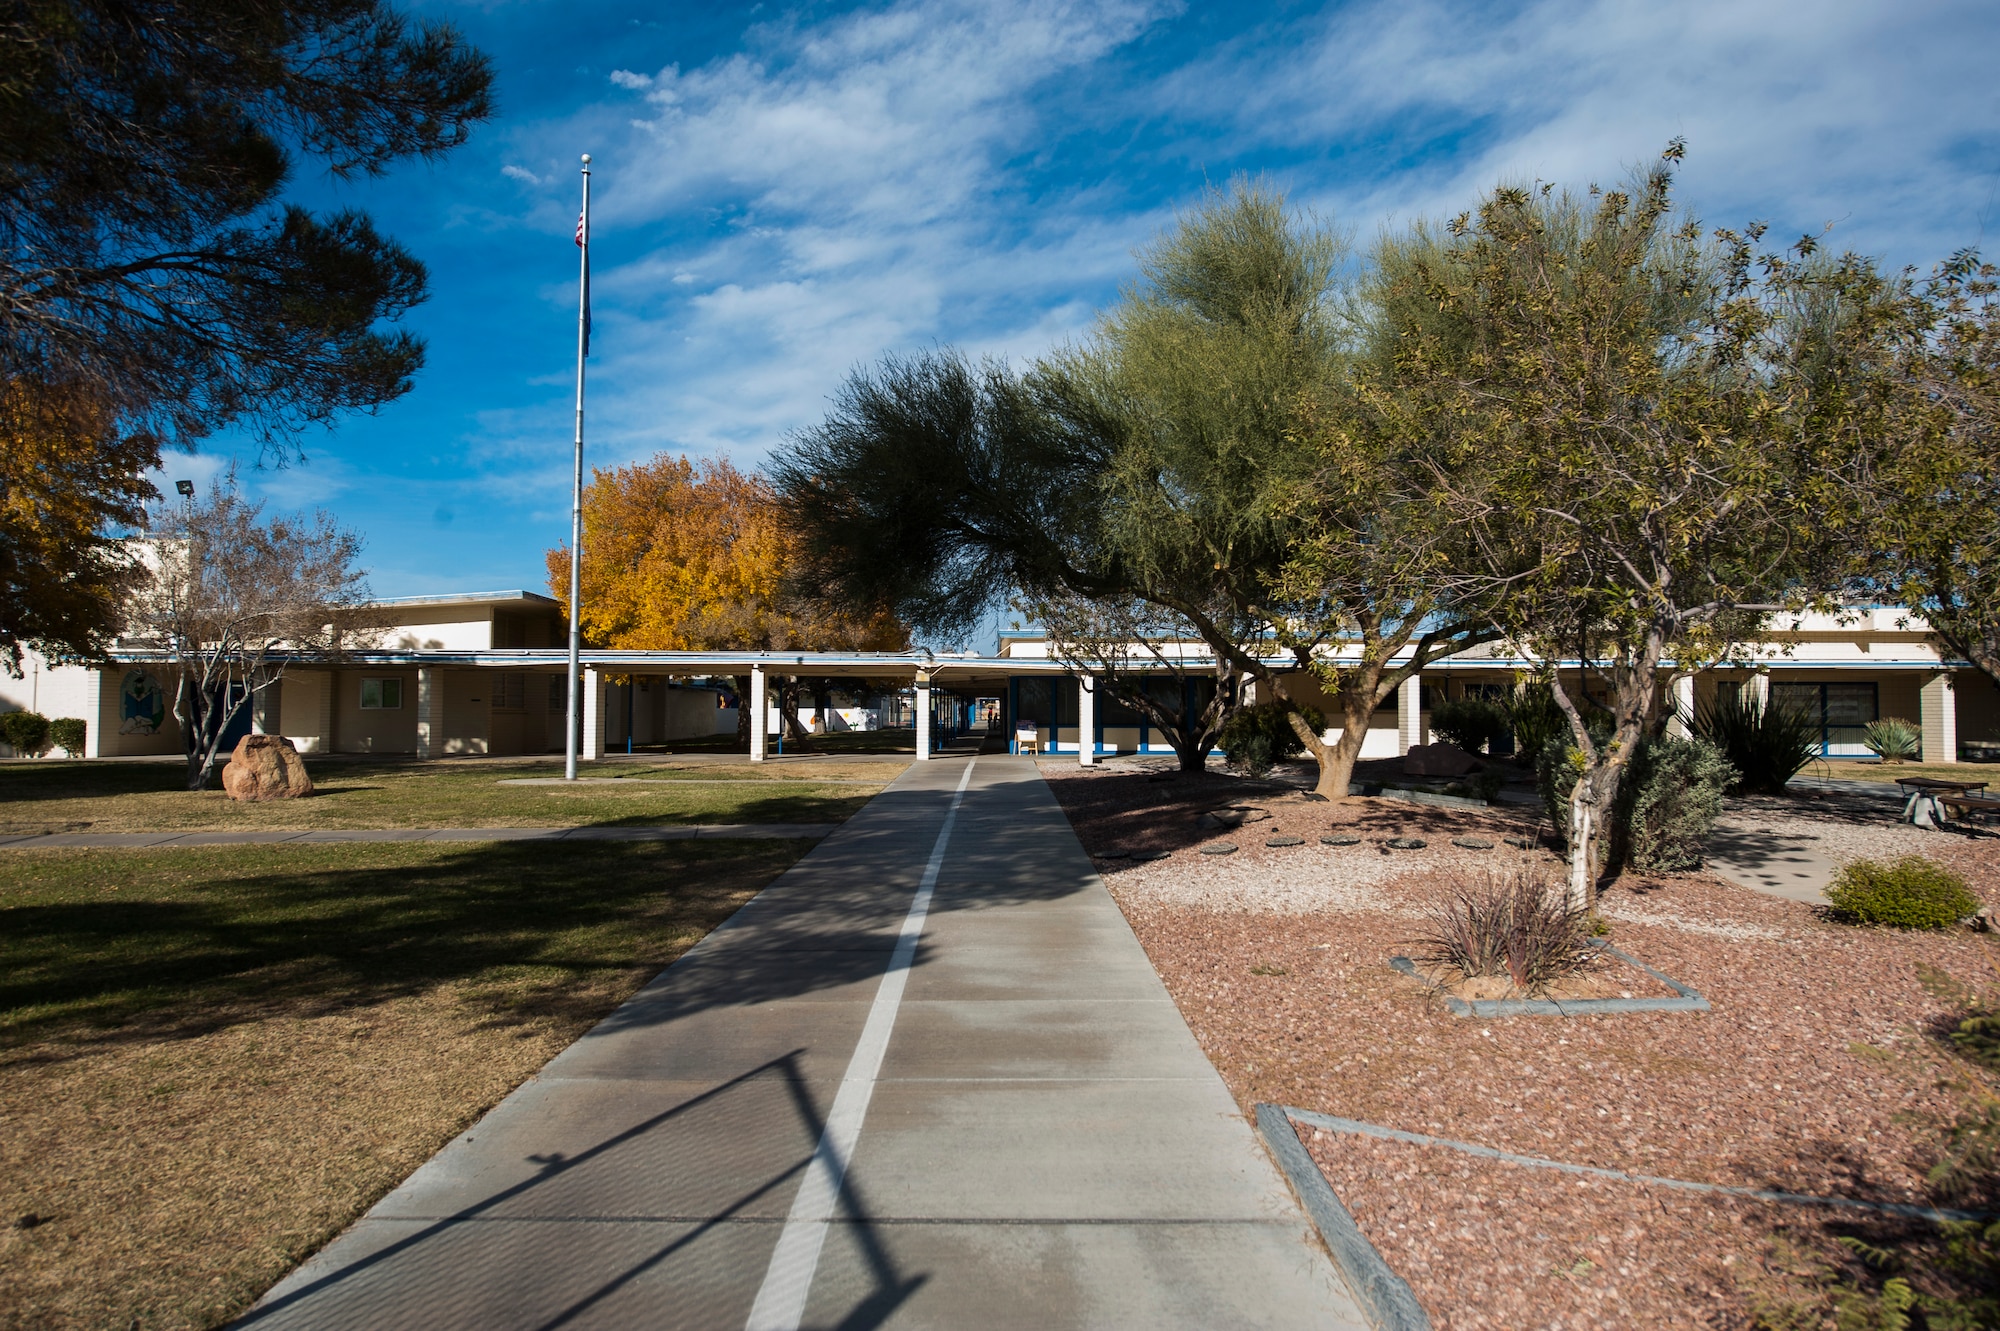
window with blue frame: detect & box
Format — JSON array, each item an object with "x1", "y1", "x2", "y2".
[{"x1": 1771, "y1": 682, "x2": 1878, "y2": 757}]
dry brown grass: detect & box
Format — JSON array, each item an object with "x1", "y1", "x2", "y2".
[
  {"x1": 0, "y1": 756, "x2": 895, "y2": 835},
  {"x1": 0, "y1": 839, "x2": 804, "y2": 1330}
]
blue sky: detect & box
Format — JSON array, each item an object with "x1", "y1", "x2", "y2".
[{"x1": 172, "y1": 0, "x2": 2000, "y2": 639}]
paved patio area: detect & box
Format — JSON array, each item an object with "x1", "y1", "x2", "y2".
[{"x1": 233, "y1": 756, "x2": 1362, "y2": 1329}]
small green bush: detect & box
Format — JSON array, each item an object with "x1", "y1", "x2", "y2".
[
  {"x1": 1430, "y1": 697, "x2": 1509, "y2": 755},
  {"x1": 1826, "y1": 857, "x2": 1981, "y2": 929},
  {"x1": 1625, "y1": 735, "x2": 1736, "y2": 872},
  {"x1": 1536, "y1": 731, "x2": 1733, "y2": 870},
  {"x1": 1219, "y1": 702, "x2": 1321, "y2": 777},
  {"x1": 1863, "y1": 717, "x2": 1921, "y2": 763},
  {"x1": 1, "y1": 710, "x2": 50, "y2": 756},
  {"x1": 48, "y1": 717, "x2": 86, "y2": 757}
]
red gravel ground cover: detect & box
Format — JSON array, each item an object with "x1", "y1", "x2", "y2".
[{"x1": 1044, "y1": 761, "x2": 2000, "y2": 1328}]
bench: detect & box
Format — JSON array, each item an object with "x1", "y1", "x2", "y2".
[
  {"x1": 1895, "y1": 776, "x2": 1989, "y2": 828},
  {"x1": 1941, "y1": 792, "x2": 2000, "y2": 827}
]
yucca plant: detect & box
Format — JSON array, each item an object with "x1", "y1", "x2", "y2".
[
  {"x1": 1409, "y1": 870, "x2": 1595, "y2": 991},
  {"x1": 1505, "y1": 683, "x2": 1568, "y2": 765},
  {"x1": 1863, "y1": 717, "x2": 1921, "y2": 763},
  {"x1": 1694, "y1": 690, "x2": 1822, "y2": 795}
]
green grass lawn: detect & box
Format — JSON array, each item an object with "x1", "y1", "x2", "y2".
[
  {"x1": 0, "y1": 756, "x2": 902, "y2": 833},
  {"x1": 1816, "y1": 759, "x2": 2000, "y2": 787},
  {"x1": 0, "y1": 838, "x2": 810, "y2": 1329}
]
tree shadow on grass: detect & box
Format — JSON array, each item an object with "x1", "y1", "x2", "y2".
[
  {"x1": 1, "y1": 769, "x2": 1103, "y2": 1055},
  {"x1": 0, "y1": 840, "x2": 822, "y2": 1054}
]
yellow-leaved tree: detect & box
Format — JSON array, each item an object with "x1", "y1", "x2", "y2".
[
  {"x1": 546, "y1": 454, "x2": 908, "y2": 742},
  {"x1": 1, "y1": 380, "x2": 156, "y2": 673}
]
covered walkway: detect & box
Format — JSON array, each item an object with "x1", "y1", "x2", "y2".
[{"x1": 236, "y1": 756, "x2": 1363, "y2": 1329}]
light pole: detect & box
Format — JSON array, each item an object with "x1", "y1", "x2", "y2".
[{"x1": 565, "y1": 153, "x2": 592, "y2": 781}]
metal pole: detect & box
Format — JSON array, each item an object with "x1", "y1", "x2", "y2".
[{"x1": 565, "y1": 153, "x2": 591, "y2": 781}]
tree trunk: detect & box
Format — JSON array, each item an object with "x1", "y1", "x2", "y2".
[
  {"x1": 1279, "y1": 669, "x2": 1381, "y2": 801},
  {"x1": 732, "y1": 674, "x2": 753, "y2": 751},
  {"x1": 1565, "y1": 738, "x2": 1638, "y2": 909}
]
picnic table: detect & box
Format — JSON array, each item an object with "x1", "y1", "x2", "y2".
[
  {"x1": 1896, "y1": 776, "x2": 1989, "y2": 828},
  {"x1": 1941, "y1": 791, "x2": 2000, "y2": 827}
]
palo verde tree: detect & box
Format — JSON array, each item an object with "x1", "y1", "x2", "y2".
[
  {"x1": 135, "y1": 470, "x2": 375, "y2": 790},
  {"x1": 0, "y1": 1, "x2": 491, "y2": 663},
  {"x1": 775, "y1": 348, "x2": 1256, "y2": 769},
  {"x1": 1375, "y1": 144, "x2": 1887, "y2": 904},
  {"x1": 1087, "y1": 183, "x2": 1501, "y2": 798}
]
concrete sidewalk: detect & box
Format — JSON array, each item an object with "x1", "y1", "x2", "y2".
[
  {"x1": 0, "y1": 824, "x2": 839, "y2": 849},
  {"x1": 236, "y1": 756, "x2": 1363, "y2": 1329}
]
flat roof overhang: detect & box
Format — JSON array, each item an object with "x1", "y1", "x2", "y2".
[{"x1": 95, "y1": 646, "x2": 1971, "y2": 682}]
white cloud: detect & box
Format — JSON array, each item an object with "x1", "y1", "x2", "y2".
[
  {"x1": 1166, "y1": 0, "x2": 2000, "y2": 267},
  {"x1": 481, "y1": 0, "x2": 1179, "y2": 470},
  {"x1": 468, "y1": 0, "x2": 2000, "y2": 491},
  {"x1": 500, "y1": 163, "x2": 545, "y2": 187}
]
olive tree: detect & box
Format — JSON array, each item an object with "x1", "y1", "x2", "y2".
[
  {"x1": 1372, "y1": 145, "x2": 1886, "y2": 904},
  {"x1": 1872, "y1": 253, "x2": 2000, "y2": 691}
]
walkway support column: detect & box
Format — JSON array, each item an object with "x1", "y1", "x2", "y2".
[
  {"x1": 750, "y1": 666, "x2": 767, "y2": 762},
  {"x1": 1397, "y1": 673, "x2": 1424, "y2": 755},
  {"x1": 1668, "y1": 674, "x2": 1695, "y2": 738},
  {"x1": 582, "y1": 667, "x2": 605, "y2": 762},
  {"x1": 915, "y1": 672, "x2": 931, "y2": 762},
  {"x1": 1922, "y1": 671, "x2": 1958, "y2": 765},
  {"x1": 1078, "y1": 674, "x2": 1096, "y2": 767},
  {"x1": 416, "y1": 667, "x2": 438, "y2": 760}
]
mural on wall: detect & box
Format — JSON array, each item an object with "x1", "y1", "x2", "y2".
[{"x1": 120, "y1": 670, "x2": 166, "y2": 735}]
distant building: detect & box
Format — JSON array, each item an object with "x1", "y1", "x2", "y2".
[{"x1": 4, "y1": 595, "x2": 1993, "y2": 766}]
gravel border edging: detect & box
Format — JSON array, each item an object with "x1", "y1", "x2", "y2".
[
  {"x1": 1254, "y1": 1103, "x2": 1433, "y2": 1331},
  {"x1": 1387, "y1": 942, "x2": 1711, "y2": 1017},
  {"x1": 1279, "y1": 1106, "x2": 1991, "y2": 1224}
]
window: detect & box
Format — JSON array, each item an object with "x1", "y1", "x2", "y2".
[
  {"x1": 1772, "y1": 681, "x2": 1879, "y2": 757},
  {"x1": 549, "y1": 675, "x2": 568, "y2": 711},
  {"x1": 496, "y1": 672, "x2": 526, "y2": 710},
  {"x1": 360, "y1": 678, "x2": 403, "y2": 710}
]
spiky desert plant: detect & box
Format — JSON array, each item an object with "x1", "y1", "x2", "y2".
[
  {"x1": 1863, "y1": 717, "x2": 1922, "y2": 763},
  {"x1": 1410, "y1": 870, "x2": 1595, "y2": 991}
]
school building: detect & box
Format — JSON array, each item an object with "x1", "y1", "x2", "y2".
[{"x1": 3, "y1": 592, "x2": 1995, "y2": 767}]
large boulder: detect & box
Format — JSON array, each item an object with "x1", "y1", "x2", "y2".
[
  {"x1": 221, "y1": 734, "x2": 314, "y2": 801},
  {"x1": 1403, "y1": 742, "x2": 1481, "y2": 778}
]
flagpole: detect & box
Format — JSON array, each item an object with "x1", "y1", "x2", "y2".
[{"x1": 565, "y1": 153, "x2": 591, "y2": 781}]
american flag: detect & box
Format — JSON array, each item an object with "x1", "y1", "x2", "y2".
[{"x1": 576, "y1": 210, "x2": 591, "y2": 356}]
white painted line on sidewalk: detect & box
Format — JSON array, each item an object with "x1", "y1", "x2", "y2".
[{"x1": 744, "y1": 758, "x2": 977, "y2": 1331}]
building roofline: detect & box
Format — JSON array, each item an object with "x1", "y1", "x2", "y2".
[{"x1": 367, "y1": 590, "x2": 561, "y2": 609}]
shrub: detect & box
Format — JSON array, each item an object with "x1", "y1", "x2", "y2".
[
  {"x1": 48, "y1": 717, "x2": 86, "y2": 757},
  {"x1": 1863, "y1": 717, "x2": 1921, "y2": 763},
  {"x1": 1505, "y1": 683, "x2": 1568, "y2": 765},
  {"x1": 1430, "y1": 697, "x2": 1509, "y2": 755},
  {"x1": 1410, "y1": 870, "x2": 1595, "y2": 991},
  {"x1": 1219, "y1": 702, "x2": 1321, "y2": 777},
  {"x1": 1, "y1": 710, "x2": 50, "y2": 756},
  {"x1": 1536, "y1": 731, "x2": 1733, "y2": 870},
  {"x1": 1826, "y1": 856, "x2": 1980, "y2": 929},
  {"x1": 1624, "y1": 735, "x2": 1736, "y2": 872},
  {"x1": 1695, "y1": 689, "x2": 1822, "y2": 794}
]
